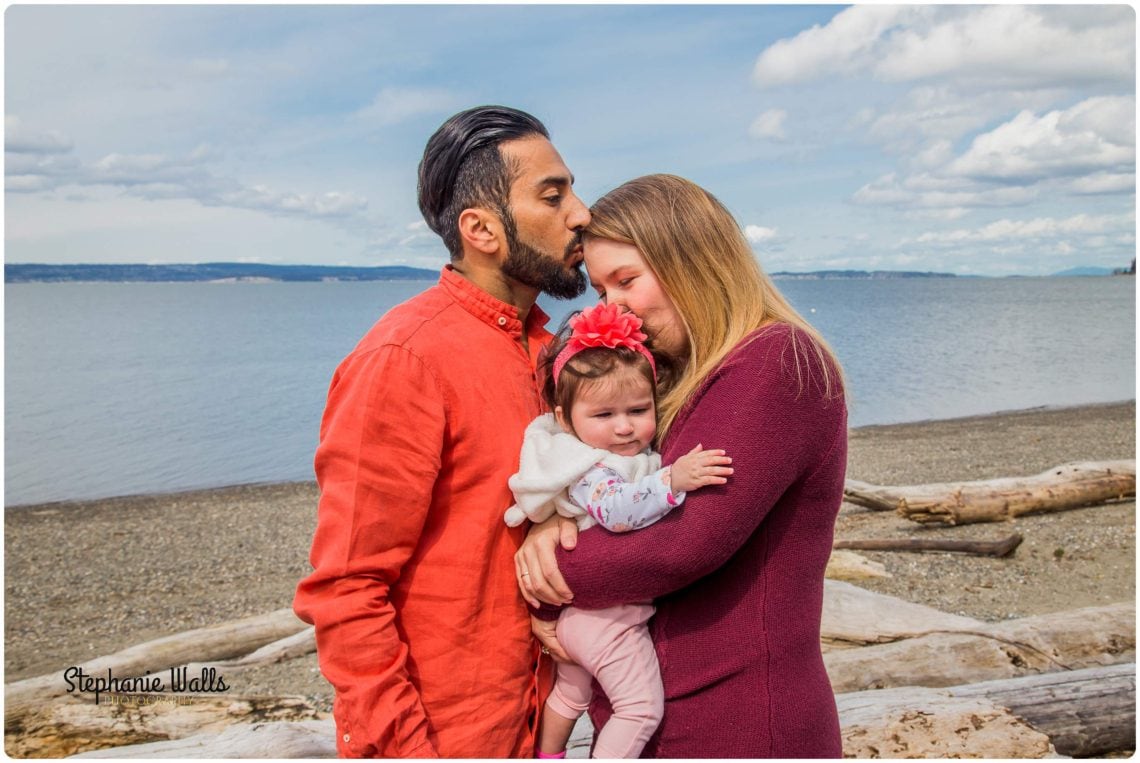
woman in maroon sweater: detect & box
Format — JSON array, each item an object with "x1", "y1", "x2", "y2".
[{"x1": 516, "y1": 174, "x2": 848, "y2": 758}]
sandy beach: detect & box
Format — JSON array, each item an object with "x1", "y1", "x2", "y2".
[{"x1": 5, "y1": 400, "x2": 1135, "y2": 714}]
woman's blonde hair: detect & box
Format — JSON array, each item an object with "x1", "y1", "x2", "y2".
[{"x1": 585, "y1": 174, "x2": 845, "y2": 441}]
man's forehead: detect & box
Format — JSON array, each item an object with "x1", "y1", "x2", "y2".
[{"x1": 502, "y1": 136, "x2": 574, "y2": 187}]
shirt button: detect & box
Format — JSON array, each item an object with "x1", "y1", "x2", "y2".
[
  {"x1": 497, "y1": 316, "x2": 507, "y2": 326},
  {"x1": 343, "y1": 734, "x2": 351, "y2": 743}
]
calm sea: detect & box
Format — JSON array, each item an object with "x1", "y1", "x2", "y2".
[{"x1": 5, "y1": 276, "x2": 1135, "y2": 506}]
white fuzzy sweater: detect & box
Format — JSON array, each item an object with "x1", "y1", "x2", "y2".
[{"x1": 504, "y1": 414, "x2": 661, "y2": 531}]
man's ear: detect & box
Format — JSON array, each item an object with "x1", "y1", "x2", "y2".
[{"x1": 457, "y1": 208, "x2": 501, "y2": 256}]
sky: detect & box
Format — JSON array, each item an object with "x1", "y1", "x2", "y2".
[{"x1": 4, "y1": 4, "x2": 1136, "y2": 276}]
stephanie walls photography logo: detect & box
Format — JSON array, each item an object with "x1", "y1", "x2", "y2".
[{"x1": 63, "y1": 666, "x2": 230, "y2": 705}]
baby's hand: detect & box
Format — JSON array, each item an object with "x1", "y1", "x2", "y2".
[{"x1": 669, "y1": 444, "x2": 733, "y2": 494}]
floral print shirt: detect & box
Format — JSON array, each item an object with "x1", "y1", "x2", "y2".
[{"x1": 569, "y1": 462, "x2": 686, "y2": 533}]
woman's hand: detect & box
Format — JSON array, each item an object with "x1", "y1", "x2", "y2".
[
  {"x1": 531, "y1": 615, "x2": 574, "y2": 663},
  {"x1": 514, "y1": 514, "x2": 578, "y2": 608}
]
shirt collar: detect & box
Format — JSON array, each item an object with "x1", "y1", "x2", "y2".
[{"x1": 439, "y1": 265, "x2": 550, "y2": 337}]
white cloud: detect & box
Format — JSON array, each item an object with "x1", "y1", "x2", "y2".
[
  {"x1": 1070, "y1": 172, "x2": 1136, "y2": 195},
  {"x1": 353, "y1": 86, "x2": 459, "y2": 127},
  {"x1": 744, "y1": 224, "x2": 779, "y2": 244},
  {"x1": 5, "y1": 135, "x2": 372, "y2": 225},
  {"x1": 864, "y1": 85, "x2": 1067, "y2": 152},
  {"x1": 753, "y1": 5, "x2": 916, "y2": 86},
  {"x1": 908, "y1": 213, "x2": 1134, "y2": 245},
  {"x1": 213, "y1": 185, "x2": 368, "y2": 219},
  {"x1": 5, "y1": 116, "x2": 73, "y2": 154},
  {"x1": 853, "y1": 172, "x2": 1039, "y2": 210},
  {"x1": 748, "y1": 109, "x2": 787, "y2": 140},
  {"x1": 754, "y1": 6, "x2": 1133, "y2": 88},
  {"x1": 948, "y1": 96, "x2": 1135, "y2": 182},
  {"x1": 852, "y1": 95, "x2": 1135, "y2": 214}
]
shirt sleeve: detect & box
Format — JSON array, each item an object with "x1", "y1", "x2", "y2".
[
  {"x1": 293, "y1": 344, "x2": 445, "y2": 758},
  {"x1": 553, "y1": 330, "x2": 846, "y2": 610},
  {"x1": 569, "y1": 463, "x2": 684, "y2": 532}
]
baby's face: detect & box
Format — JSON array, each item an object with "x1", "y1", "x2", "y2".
[{"x1": 564, "y1": 372, "x2": 656, "y2": 457}]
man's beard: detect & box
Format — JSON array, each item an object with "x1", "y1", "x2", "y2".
[{"x1": 500, "y1": 211, "x2": 586, "y2": 300}]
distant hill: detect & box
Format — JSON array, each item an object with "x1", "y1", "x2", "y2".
[
  {"x1": 769, "y1": 270, "x2": 959, "y2": 280},
  {"x1": 5, "y1": 262, "x2": 439, "y2": 283},
  {"x1": 7, "y1": 263, "x2": 978, "y2": 284},
  {"x1": 1050, "y1": 266, "x2": 1114, "y2": 277}
]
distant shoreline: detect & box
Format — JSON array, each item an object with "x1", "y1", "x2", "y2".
[
  {"x1": 6, "y1": 399, "x2": 1134, "y2": 511},
  {"x1": 6, "y1": 262, "x2": 1133, "y2": 283},
  {"x1": 4, "y1": 262, "x2": 441, "y2": 284}
]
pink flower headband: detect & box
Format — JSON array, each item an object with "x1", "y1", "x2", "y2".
[{"x1": 552, "y1": 302, "x2": 657, "y2": 385}]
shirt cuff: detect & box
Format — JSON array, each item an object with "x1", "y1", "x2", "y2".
[{"x1": 529, "y1": 602, "x2": 563, "y2": 621}]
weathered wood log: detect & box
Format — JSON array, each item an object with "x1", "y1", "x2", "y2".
[
  {"x1": 79, "y1": 715, "x2": 586, "y2": 760},
  {"x1": 11, "y1": 694, "x2": 325, "y2": 759},
  {"x1": 72, "y1": 719, "x2": 336, "y2": 758},
  {"x1": 834, "y1": 533, "x2": 1023, "y2": 557},
  {"x1": 112, "y1": 665, "x2": 1131, "y2": 759},
  {"x1": 837, "y1": 662, "x2": 1135, "y2": 758},
  {"x1": 821, "y1": 580, "x2": 983, "y2": 649},
  {"x1": 844, "y1": 459, "x2": 1135, "y2": 525},
  {"x1": 952, "y1": 662, "x2": 1136, "y2": 757},
  {"x1": 181, "y1": 626, "x2": 315, "y2": 676},
  {"x1": 825, "y1": 549, "x2": 890, "y2": 581},
  {"x1": 826, "y1": 601, "x2": 1134, "y2": 692},
  {"x1": 5, "y1": 609, "x2": 308, "y2": 730}
]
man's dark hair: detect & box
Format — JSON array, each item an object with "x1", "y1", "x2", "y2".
[{"x1": 417, "y1": 106, "x2": 549, "y2": 260}]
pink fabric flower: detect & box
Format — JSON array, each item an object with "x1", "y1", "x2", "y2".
[
  {"x1": 566, "y1": 302, "x2": 648, "y2": 351},
  {"x1": 553, "y1": 303, "x2": 657, "y2": 384}
]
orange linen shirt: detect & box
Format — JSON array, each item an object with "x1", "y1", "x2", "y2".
[{"x1": 294, "y1": 266, "x2": 554, "y2": 758}]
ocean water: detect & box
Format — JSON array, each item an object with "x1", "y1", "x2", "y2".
[{"x1": 5, "y1": 276, "x2": 1135, "y2": 506}]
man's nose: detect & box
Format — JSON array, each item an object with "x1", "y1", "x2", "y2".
[{"x1": 566, "y1": 192, "x2": 591, "y2": 230}]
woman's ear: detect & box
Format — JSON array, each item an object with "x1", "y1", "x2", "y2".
[
  {"x1": 553, "y1": 405, "x2": 573, "y2": 434},
  {"x1": 457, "y1": 208, "x2": 501, "y2": 256}
]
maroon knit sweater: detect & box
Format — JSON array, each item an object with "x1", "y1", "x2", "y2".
[{"x1": 540, "y1": 324, "x2": 847, "y2": 758}]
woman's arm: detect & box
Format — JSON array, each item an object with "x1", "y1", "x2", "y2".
[{"x1": 537, "y1": 328, "x2": 846, "y2": 609}]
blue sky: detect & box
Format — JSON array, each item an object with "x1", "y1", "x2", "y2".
[{"x1": 5, "y1": 4, "x2": 1135, "y2": 276}]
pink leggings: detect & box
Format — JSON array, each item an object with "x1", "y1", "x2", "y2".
[{"x1": 547, "y1": 603, "x2": 663, "y2": 759}]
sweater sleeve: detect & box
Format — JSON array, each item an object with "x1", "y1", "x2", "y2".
[
  {"x1": 553, "y1": 327, "x2": 845, "y2": 609},
  {"x1": 570, "y1": 463, "x2": 684, "y2": 532},
  {"x1": 293, "y1": 344, "x2": 444, "y2": 758}
]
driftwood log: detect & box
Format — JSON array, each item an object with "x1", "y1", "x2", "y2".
[
  {"x1": 844, "y1": 459, "x2": 1135, "y2": 525},
  {"x1": 825, "y1": 549, "x2": 890, "y2": 580},
  {"x1": 13, "y1": 695, "x2": 325, "y2": 759},
  {"x1": 72, "y1": 719, "x2": 336, "y2": 759},
  {"x1": 821, "y1": 580, "x2": 982, "y2": 649},
  {"x1": 84, "y1": 664, "x2": 1135, "y2": 759},
  {"x1": 5, "y1": 609, "x2": 311, "y2": 758},
  {"x1": 835, "y1": 533, "x2": 1023, "y2": 557},
  {"x1": 826, "y1": 601, "x2": 1134, "y2": 692},
  {"x1": 837, "y1": 662, "x2": 1135, "y2": 758},
  {"x1": 5, "y1": 609, "x2": 307, "y2": 712},
  {"x1": 11, "y1": 586, "x2": 1126, "y2": 757},
  {"x1": 182, "y1": 627, "x2": 315, "y2": 676}
]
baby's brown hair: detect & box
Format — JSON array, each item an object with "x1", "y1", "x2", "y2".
[{"x1": 540, "y1": 312, "x2": 665, "y2": 436}]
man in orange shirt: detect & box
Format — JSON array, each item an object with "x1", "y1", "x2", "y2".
[{"x1": 294, "y1": 106, "x2": 591, "y2": 757}]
